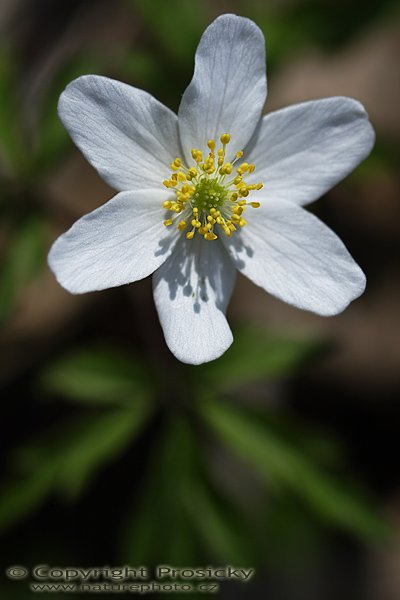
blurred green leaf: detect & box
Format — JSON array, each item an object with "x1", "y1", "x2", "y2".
[
  {"x1": 53, "y1": 402, "x2": 154, "y2": 497},
  {"x1": 0, "y1": 401, "x2": 154, "y2": 531},
  {"x1": 199, "y1": 398, "x2": 389, "y2": 541},
  {"x1": 0, "y1": 216, "x2": 48, "y2": 320},
  {"x1": 120, "y1": 50, "x2": 165, "y2": 88},
  {"x1": 249, "y1": 409, "x2": 345, "y2": 468},
  {"x1": 185, "y1": 478, "x2": 257, "y2": 565},
  {"x1": 122, "y1": 414, "x2": 256, "y2": 565},
  {"x1": 246, "y1": 0, "x2": 399, "y2": 62},
  {"x1": 39, "y1": 347, "x2": 154, "y2": 405},
  {"x1": 0, "y1": 462, "x2": 58, "y2": 533},
  {"x1": 128, "y1": 0, "x2": 207, "y2": 65},
  {"x1": 198, "y1": 326, "x2": 323, "y2": 389},
  {"x1": 122, "y1": 414, "x2": 200, "y2": 565}
]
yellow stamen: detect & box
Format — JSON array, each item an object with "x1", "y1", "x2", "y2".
[
  {"x1": 178, "y1": 220, "x2": 187, "y2": 231},
  {"x1": 160, "y1": 133, "x2": 263, "y2": 241}
]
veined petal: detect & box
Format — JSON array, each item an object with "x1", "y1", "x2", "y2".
[
  {"x1": 245, "y1": 97, "x2": 375, "y2": 206},
  {"x1": 153, "y1": 237, "x2": 236, "y2": 365},
  {"x1": 48, "y1": 190, "x2": 178, "y2": 293},
  {"x1": 178, "y1": 14, "x2": 267, "y2": 162},
  {"x1": 222, "y1": 198, "x2": 365, "y2": 316},
  {"x1": 58, "y1": 75, "x2": 181, "y2": 191}
]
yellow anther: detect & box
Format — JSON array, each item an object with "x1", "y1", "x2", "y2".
[
  {"x1": 207, "y1": 140, "x2": 216, "y2": 150},
  {"x1": 191, "y1": 149, "x2": 203, "y2": 163},
  {"x1": 203, "y1": 158, "x2": 215, "y2": 173},
  {"x1": 248, "y1": 164, "x2": 255, "y2": 173},
  {"x1": 232, "y1": 206, "x2": 244, "y2": 215},
  {"x1": 236, "y1": 150, "x2": 244, "y2": 159},
  {"x1": 163, "y1": 180, "x2": 172, "y2": 188},
  {"x1": 186, "y1": 170, "x2": 197, "y2": 182},
  {"x1": 250, "y1": 201, "x2": 260, "y2": 208},
  {"x1": 170, "y1": 158, "x2": 181, "y2": 170},
  {"x1": 255, "y1": 182, "x2": 263, "y2": 190},
  {"x1": 163, "y1": 200, "x2": 172, "y2": 209},
  {"x1": 220, "y1": 162, "x2": 233, "y2": 175},
  {"x1": 238, "y1": 162, "x2": 249, "y2": 173},
  {"x1": 178, "y1": 220, "x2": 187, "y2": 231},
  {"x1": 220, "y1": 133, "x2": 231, "y2": 144},
  {"x1": 204, "y1": 232, "x2": 218, "y2": 241},
  {"x1": 239, "y1": 218, "x2": 247, "y2": 227},
  {"x1": 177, "y1": 171, "x2": 186, "y2": 182},
  {"x1": 186, "y1": 231, "x2": 195, "y2": 240},
  {"x1": 163, "y1": 219, "x2": 173, "y2": 227}
]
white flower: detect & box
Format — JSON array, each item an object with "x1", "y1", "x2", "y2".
[{"x1": 48, "y1": 13, "x2": 375, "y2": 365}]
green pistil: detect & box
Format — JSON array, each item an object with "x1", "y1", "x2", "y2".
[{"x1": 192, "y1": 178, "x2": 227, "y2": 211}]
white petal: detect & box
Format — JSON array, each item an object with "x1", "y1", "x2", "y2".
[
  {"x1": 178, "y1": 14, "x2": 267, "y2": 162},
  {"x1": 153, "y1": 236, "x2": 236, "y2": 364},
  {"x1": 58, "y1": 75, "x2": 181, "y2": 191},
  {"x1": 245, "y1": 97, "x2": 375, "y2": 206},
  {"x1": 222, "y1": 198, "x2": 366, "y2": 316},
  {"x1": 48, "y1": 190, "x2": 178, "y2": 293}
]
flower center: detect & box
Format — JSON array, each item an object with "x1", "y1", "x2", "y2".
[
  {"x1": 192, "y1": 178, "x2": 227, "y2": 212},
  {"x1": 162, "y1": 133, "x2": 263, "y2": 241}
]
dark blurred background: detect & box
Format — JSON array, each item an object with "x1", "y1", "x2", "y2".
[{"x1": 0, "y1": 0, "x2": 400, "y2": 598}]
